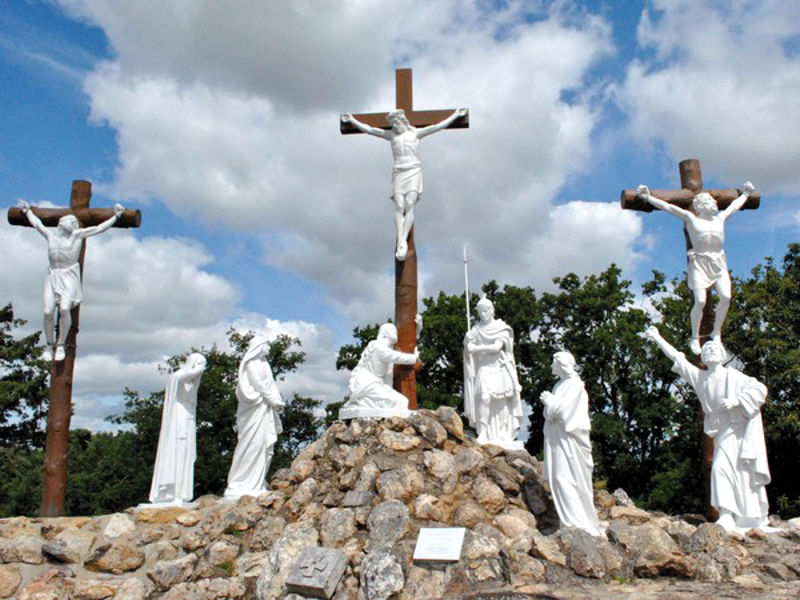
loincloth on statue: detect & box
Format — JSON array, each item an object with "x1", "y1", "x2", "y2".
[
  {"x1": 45, "y1": 263, "x2": 83, "y2": 307},
  {"x1": 391, "y1": 164, "x2": 423, "y2": 199},
  {"x1": 687, "y1": 249, "x2": 728, "y2": 290}
]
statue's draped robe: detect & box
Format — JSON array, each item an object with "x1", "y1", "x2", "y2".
[
  {"x1": 542, "y1": 374, "x2": 602, "y2": 536},
  {"x1": 225, "y1": 341, "x2": 283, "y2": 498},
  {"x1": 463, "y1": 318, "x2": 523, "y2": 444},
  {"x1": 341, "y1": 339, "x2": 415, "y2": 418},
  {"x1": 149, "y1": 354, "x2": 205, "y2": 503},
  {"x1": 673, "y1": 355, "x2": 770, "y2": 525}
]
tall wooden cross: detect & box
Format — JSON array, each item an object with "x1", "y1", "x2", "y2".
[
  {"x1": 7, "y1": 180, "x2": 141, "y2": 517},
  {"x1": 621, "y1": 158, "x2": 760, "y2": 519},
  {"x1": 341, "y1": 68, "x2": 469, "y2": 409}
]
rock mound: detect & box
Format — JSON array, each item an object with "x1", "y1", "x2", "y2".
[{"x1": 1, "y1": 408, "x2": 799, "y2": 599}]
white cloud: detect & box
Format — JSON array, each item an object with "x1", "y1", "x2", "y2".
[
  {"x1": 60, "y1": 1, "x2": 624, "y2": 328},
  {"x1": 617, "y1": 0, "x2": 800, "y2": 194}
]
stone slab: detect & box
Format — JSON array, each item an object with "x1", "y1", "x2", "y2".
[
  {"x1": 342, "y1": 491, "x2": 375, "y2": 507},
  {"x1": 412, "y1": 527, "x2": 466, "y2": 562},
  {"x1": 286, "y1": 546, "x2": 347, "y2": 599}
]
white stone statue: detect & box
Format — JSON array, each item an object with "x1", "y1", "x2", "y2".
[
  {"x1": 645, "y1": 326, "x2": 773, "y2": 533},
  {"x1": 339, "y1": 322, "x2": 418, "y2": 419},
  {"x1": 463, "y1": 296, "x2": 524, "y2": 449},
  {"x1": 224, "y1": 336, "x2": 285, "y2": 499},
  {"x1": 540, "y1": 351, "x2": 602, "y2": 536},
  {"x1": 341, "y1": 108, "x2": 468, "y2": 261},
  {"x1": 17, "y1": 199, "x2": 125, "y2": 362},
  {"x1": 148, "y1": 353, "x2": 207, "y2": 505},
  {"x1": 636, "y1": 182, "x2": 755, "y2": 355}
]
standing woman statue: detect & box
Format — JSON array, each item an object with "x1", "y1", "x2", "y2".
[
  {"x1": 149, "y1": 353, "x2": 207, "y2": 505},
  {"x1": 463, "y1": 295, "x2": 524, "y2": 448},
  {"x1": 636, "y1": 182, "x2": 755, "y2": 354},
  {"x1": 17, "y1": 200, "x2": 125, "y2": 361},
  {"x1": 341, "y1": 108, "x2": 467, "y2": 261},
  {"x1": 540, "y1": 351, "x2": 602, "y2": 536},
  {"x1": 224, "y1": 337, "x2": 285, "y2": 499}
]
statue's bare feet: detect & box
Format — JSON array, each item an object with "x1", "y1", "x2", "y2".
[
  {"x1": 395, "y1": 242, "x2": 407, "y2": 261},
  {"x1": 690, "y1": 338, "x2": 702, "y2": 355},
  {"x1": 42, "y1": 348, "x2": 53, "y2": 362},
  {"x1": 54, "y1": 345, "x2": 66, "y2": 362}
]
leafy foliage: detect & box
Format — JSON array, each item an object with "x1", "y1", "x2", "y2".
[{"x1": 0, "y1": 304, "x2": 49, "y2": 449}]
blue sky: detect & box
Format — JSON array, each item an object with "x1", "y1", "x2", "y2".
[{"x1": 1, "y1": 0, "x2": 798, "y2": 430}]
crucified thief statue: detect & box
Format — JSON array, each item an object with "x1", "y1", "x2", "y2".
[
  {"x1": 341, "y1": 107, "x2": 467, "y2": 261},
  {"x1": 636, "y1": 181, "x2": 755, "y2": 355},
  {"x1": 17, "y1": 199, "x2": 124, "y2": 362}
]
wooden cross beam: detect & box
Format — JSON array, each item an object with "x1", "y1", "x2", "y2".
[
  {"x1": 341, "y1": 69, "x2": 468, "y2": 409},
  {"x1": 621, "y1": 157, "x2": 761, "y2": 521},
  {"x1": 340, "y1": 68, "x2": 469, "y2": 134},
  {"x1": 7, "y1": 180, "x2": 141, "y2": 517},
  {"x1": 620, "y1": 159, "x2": 760, "y2": 212}
]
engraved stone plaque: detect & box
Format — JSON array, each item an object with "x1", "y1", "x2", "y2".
[{"x1": 286, "y1": 546, "x2": 347, "y2": 599}]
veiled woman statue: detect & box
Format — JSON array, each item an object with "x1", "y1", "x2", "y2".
[
  {"x1": 224, "y1": 337, "x2": 285, "y2": 499},
  {"x1": 540, "y1": 351, "x2": 602, "y2": 536},
  {"x1": 149, "y1": 353, "x2": 207, "y2": 505}
]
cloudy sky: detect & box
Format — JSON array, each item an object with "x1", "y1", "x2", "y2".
[{"x1": 1, "y1": 0, "x2": 798, "y2": 431}]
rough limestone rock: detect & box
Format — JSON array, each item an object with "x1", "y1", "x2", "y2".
[
  {"x1": 408, "y1": 411, "x2": 448, "y2": 447},
  {"x1": 135, "y1": 507, "x2": 187, "y2": 525},
  {"x1": 84, "y1": 539, "x2": 145, "y2": 574},
  {"x1": 160, "y1": 577, "x2": 247, "y2": 600},
  {"x1": 471, "y1": 475, "x2": 508, "y2": 515},
  {"x1": 147, "y1": 553, "x2": 198, "y2": 590},
  {"x1": 609, "y1": 522, "x2": 695, "y2": 577},
  {"x1": 113, "y1": 577, "x2": 149, "y2": 600},
  {"x1": 2, "y1": 413, "x2": 800, "y2": 599},
  {"x1": 0, "y1": 564, "x2": 22, "y2": 598},
  {"x1": 102, "y1": 514, "x2": 135, "y2": 539},
  {"x1": 433, "y1": 406, "x2": 465, "y2": 440},
  {"x1": 375, "y1": 465, "x2": 423, "y2": 502},
  {"x1": 360, "y1": 548, "x2": 404, "y2": 600},
  {"x1": 73, "y1": 577, "x2": 122, "y2": 599},
  {"x1": 558, "y1": 527, "x2": 623, "y2": 578},
  {"x1": 0, "y1": 534, "x2": 43, "y2": 564},
  {"x1": 321, "y1": 507, "x2": 357, "y2": 547},
  {"x1": 42, "y1": 527, "x2": 96, "y2": 564},
  {"x1": 255, "y1": 521, "x2": 319, "y2": 600},
  {"x1": 366, "y1": 500, "x2": 409, "y2": 551},
  {"x1": 413, "y1": 494, "x2": 444, "y2": 521}
]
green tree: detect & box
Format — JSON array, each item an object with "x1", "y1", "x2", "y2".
[
  {"x1": 0, "y1": 304, "x2": 49, "y2": 448},
  {"x1": 0, "y1": 303, "x2": 49, "y2": 518}
]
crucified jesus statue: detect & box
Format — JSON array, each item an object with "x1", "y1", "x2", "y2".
[
  {"x1": 636, "y1": 181, "x2": 755, "y2": 355},
  {"x1": 18, "y1": 199, "x2": 124, "y2": 362},
  {"x1": 341, "y1": 107, "x2": 467, "y2": 260}
]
